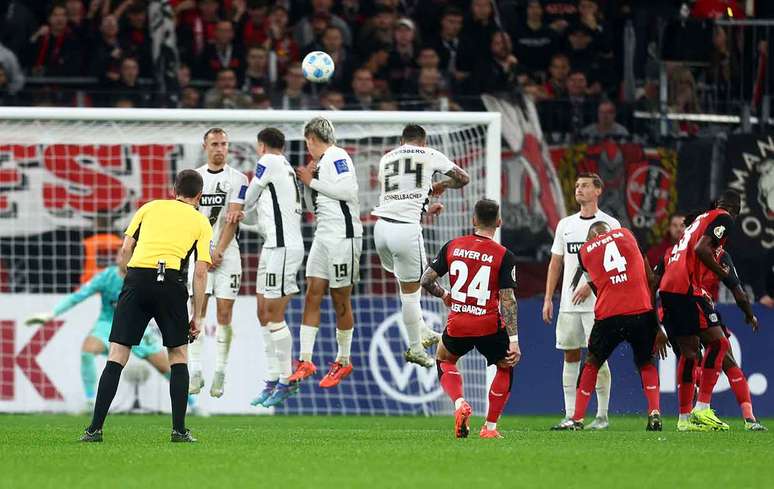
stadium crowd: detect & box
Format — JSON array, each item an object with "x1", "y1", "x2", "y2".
[{"x1": 1, "y1": 0, "x2": 773, "y2": 138}]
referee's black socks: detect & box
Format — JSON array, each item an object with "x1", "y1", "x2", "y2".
[
  {"x1": 170, "y1": 363, "x2": 189, "y2": 433},
  {"x1": 88, "y1": 361, "x2": 124, "y2": 432}
]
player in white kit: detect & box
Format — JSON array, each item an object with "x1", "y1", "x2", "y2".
[
  {"x1": 187, "y1": 128, "x2": 249, "y2": 398},
  {"x1": 290, "y1": 117, "x2": 363, "y2": 388},
  {"x1": 228, "y1": 128, "x2": 305, "y2": 408},
  {"x1": 372, "y1": 124, "x2": 470, "y2": 367},
  {"x1": 543, "y1": 173, "x2": 620, "y2": 430}
]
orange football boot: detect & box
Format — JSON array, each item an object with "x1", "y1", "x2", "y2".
[
  {"x1": 288, "y1": 360, "x2": 317, "y2": 383},
  {"x1": 454, "y1": 400, "x2": 472, "y2": 438},
  {"x1": 479, "y1": 426, "x2": 503, "y2": 439},
  {"x1": 318, "y1": 362, "x2": 353, "y2": 388}
]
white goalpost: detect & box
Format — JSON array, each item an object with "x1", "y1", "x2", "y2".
[{"x1": 0, "y1": 107, "x2": 501, "y2": 415}]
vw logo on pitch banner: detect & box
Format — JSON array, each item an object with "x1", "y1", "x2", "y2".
[{"x1": 369, "y1": 311, "x2": 445, "y2": 404}]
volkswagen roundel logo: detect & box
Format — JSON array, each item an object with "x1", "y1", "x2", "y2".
[{"x1": 368, "y1": 311, "x2": 445, "y2": 405}]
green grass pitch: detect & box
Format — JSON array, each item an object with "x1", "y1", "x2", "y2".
[{"x1": 0, "y1": 414, "x2": 771, "y2": 489}]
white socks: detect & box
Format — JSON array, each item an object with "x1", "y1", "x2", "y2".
[
  {"x1": 215, "y1": 324, "x2": 233, "y2": 373},
  {"x1": 336, "y1": 328, "x2": 353, "y2": 365},
  {"x1": 299, "y1": 324, "x2": 318, "y2": 362},
  {"x1": 485, "y1": 421, "x2": 497, "y2": 430},
  {"x1": 695, "y1": 401, "x2": 710, "y2": 411},
  {"x1": 262, "y1": 326, "x2": 279, "y2": 382},
  {"x1": 188, "y1": 326, "x2": 204, "y2": 373},
  {"x1": 270, "y1": 322, "x2": 292, "y2": 384},
  {"x1": 400, "y1": 289, "x2": 424, "y2": 353},
  {"x1": 454, "y1": 398, "x2": 465, "y2": 410},
  {"x1": 595, "y1": 361, "x2": 611, "y2": 419},
  {"x1": 563, "y1": 360, "x2": 580, "y2": 419}
]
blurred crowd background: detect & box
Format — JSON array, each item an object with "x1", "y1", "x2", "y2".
[{"x1": 2, "y1": 0, "x2": 774, "y2": 143}]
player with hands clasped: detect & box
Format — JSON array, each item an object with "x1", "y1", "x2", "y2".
[{"x1": 421, "y1": 199, "x2": 520, "y2": 439}]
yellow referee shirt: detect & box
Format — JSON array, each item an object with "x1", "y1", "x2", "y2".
[{"x1": 125, "y1": 200, "x2": 213, "y2": 270}]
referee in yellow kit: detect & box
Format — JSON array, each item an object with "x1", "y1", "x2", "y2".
[{"x1": 80, "y1": 169, "x2": 213, "y2": 443}]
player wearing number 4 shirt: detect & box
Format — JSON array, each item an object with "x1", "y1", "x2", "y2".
[
  {"x1": 544, "y1": 173, "x2": 620, "y2": 430},
  {"x1": 554, "y1": 223, "x2": 669, "y2": 432},
  {"x1": 372, "y1": 124, "x2": 470, "y2": 368},
  {"x1": 291, "y1": 117, "x2": 363, "y2": 388},
  {"x1": 229, "y1": 128, "x2": 305, "y2": 408},
  {"x1": 659, "y1": 190, "x2": 758, "y2": 432},
  {"x1": 187, "y1": 128, "x2": 249, "y2": 399},
  {"x1": 421, "y1": 199, "x2": 521, "y2": 439}
]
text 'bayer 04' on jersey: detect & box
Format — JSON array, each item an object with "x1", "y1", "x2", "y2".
[
  {"x1": 308, "y1": 145, "x2": 363, "y2": 239},
  {"x1": 246, "y1": 154, "x2": 303, "y2": 249},
  {"x1": 551, "y1": 210, "x2": 620, "y2": 313},
  {"x1": 578, "y1": 227, "x2": 652, "y2": 321},
  {"x1": 196, "y1": 164, "x2": 249, "y2": 252},
  {"x1": 429, "y1": 234, "x2": 518, "y2": 337},
  {"x1": 372, "y1": 144, "x2": 455, "y2": 224}
]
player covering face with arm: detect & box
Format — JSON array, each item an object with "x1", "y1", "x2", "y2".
[
  {"x1": 227, "y1": 127, "x2": 306, "y2": 407},
  {"x1": 372, "y1": 123, "x2": 470, "y2": 368},
  {"x1": 421, "y1": 199, "x2": 520, "y2": 439},
  {"x1": 291, "y1": 117, "x2": 363, "y2": 388}
]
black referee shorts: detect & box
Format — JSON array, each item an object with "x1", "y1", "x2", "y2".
[
  {"x1": 110, "y1": 268, "x2": 189, "y2": 348},
  {"x1": 442, "y1": 328, "x2": 510, "y2": 366},
  {"x1": 588, "y1": 310, "x2": 659, "y2": 368}
]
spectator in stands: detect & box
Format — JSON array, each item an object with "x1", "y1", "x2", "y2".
[
  {"x1": 347, "y1": 67, "x2": 379, "y2": 110},
  {"x1": 461, "y1": 0, "x2": 498, "y2": 61},
  {"x1": 539, "y1": 52, "x2": 570, "y2": 99},
  {"x1": 431, "y1": 7, "x2": 470, "y2": 93},
  {"x1": 565, "y1": 24, "x2": 599, "y2": 89},
  {"x1": 580, "y1": 100, "x2": 630, "y2": 138},
  {"x1": 26, "y1": 3, "x2": 83, "y2": 77},
  {"x1": 119, "y1": 2, "x2": 153, "y2": 77},
  {"x1": 387, "y1": 17, "x2": 419, "y2": 94},
  {"x1": 236, "y1": 0, "x2": 269, "y2": 47},
  {"x1": 295, "y1": 0, "x2": 353, "y2": 48},
  {"x1": 0, "y1": 41, "x2": 25, "y2": 96},
  {"x1": 270, "y1": 62, "x2": 314, "y2": 109},
  {"x1": 177, "y1": 63, "x2": 192, "y2": 90},
  {"x1": 319, "y1": 89, "x2": 346, "y2": 109},
  {"x1": 472, "y1": 31, "x2": 522, "y2": 95},
  {"x1": 361, "y1": 43, "x2": 392, "y2": 91},
  {"x1": 90, "y1": 15, "x2": 122, "y2": 81},
  {"x1": 241, "y1": 46, "x2": 272, "y2": 98},
  {"x1": 511, "y1": 0, "x2": 558, "y2": 77},
  {"x1": 252, "y1": 92, "x2": 272, "y2": 109},
  {"x1": 300, "y1": 12, "x2": 333, "y2": 52},
  {"x1": 668, "y1": 66, "x2": 701, "y2": 136},
  {"x1": 646, "y1": 212, "x2": 684, "y2": 266},
  {"x1": 1, "y1": 0, "x2": 38, "y2": 57},
  {"x1": 414, "y1": 67, "x2": 459, "y2": 111},
  {"x1": 261, "y1": 5, "x2": 300, "y2": 77},
  {"x1": 416, "y1": 46, "x2": 441, "y2": 71},
  {"x1": 543, "y1": 0, "x2": 579, "y2": 33},
  {"x1": 107, "y1": 56, "x2": 150, "y2": 107},
  {"x1": 65, "y1": 0, "x2": 89, "y2": 40},
  {"x1": 179, "y1": 86, "x2": 201, "y2": 108},
  {"x1": 554, "y1": 69, "x2": 598, "y2": 135},
  {"x1": 316, "y1": 26, "x2": 352, "y2": 90},
  {"x1": 176, "y1": 0, "x2": 223, "y2": 67},
  {"x1": 577, "y1": 0, "x2": 612, "y2": 53},
  {"x1": 378, "y1": 98, "x2": 400, "y2": 110},
  {"x1": 204, "y1": 68, "x2": 252, "y2": 108},
  {"x1": 357, "y1": 5, "x2": 396, "y2": 56},
  {"x1": 196, "y1": 20, "x2": 243, "y2": 80}
]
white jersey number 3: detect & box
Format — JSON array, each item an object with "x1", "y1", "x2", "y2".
[{"x1": 450, "y1": 261, "x2": 491, "y2": 306}]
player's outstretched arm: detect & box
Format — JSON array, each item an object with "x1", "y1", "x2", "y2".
[
  {"x1": 432, "y1": 166, "x2": 470, "y2": 195},
  {"x1": 420, "y1": 267, "x2": 451, "y2": 306},
  {"x1": 499, "y1": 288, "x2": 521, "y2": 366}
]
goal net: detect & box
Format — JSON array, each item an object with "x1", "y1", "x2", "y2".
[{"x1": 0, "y1": 108, "x2": 501, "y2": 415}]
